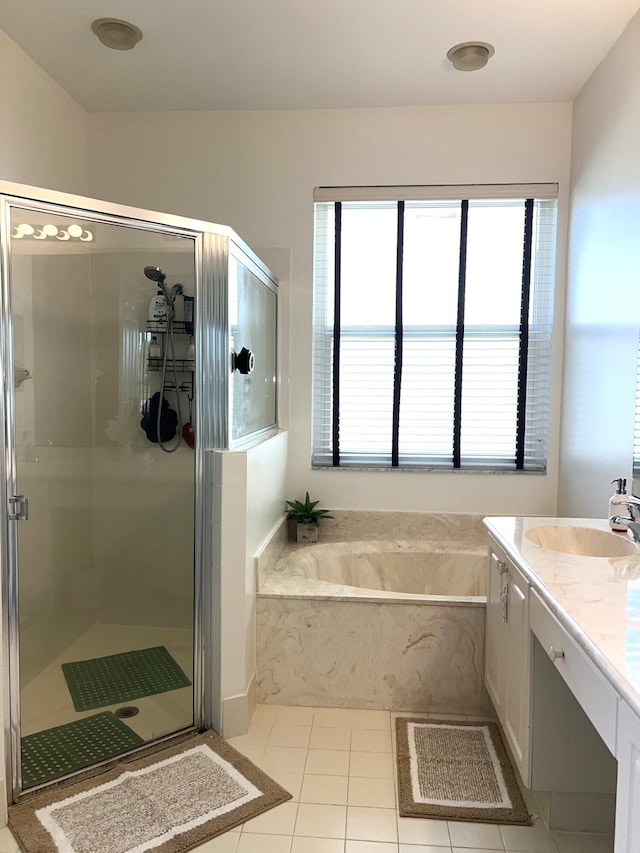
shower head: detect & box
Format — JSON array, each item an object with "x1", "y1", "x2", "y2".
[
  {"x1": 144, "y1": 266, "x2": 166, "y2": 284},
  {"x1": 144, "y1": 265, "x2": 173, "y2": 305}
]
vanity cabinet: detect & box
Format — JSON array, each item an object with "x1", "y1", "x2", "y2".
[
  {"x1": 485, "y1": 537, "x2": 532, "y2": 784},
  {"x1": 615, "y1": 702, "x2": 640, "y2": 853}
]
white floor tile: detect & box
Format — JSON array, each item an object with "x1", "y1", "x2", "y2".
[
  {"x1": 350, "y1": 710, "x2": 392, "y2": 730},
  {"x1": 269, "y1": 725, "x2": 312, "y2": 749},
  {"x1": 310, "y1": 726, "x2": 352, "y2": 751},
  {"x1": 348, "y1": 776, "x2": 396, "y2": 809},
  {"x1": 194, "y1": 833, "x2": 240, "y2": 852},
  {"x1": 266, "y1": 769, "x2": 304, "y2": 800},
  {"x1": 349, "y1": 751, "x2": 394, "y2": 779},
  {"x1": 451, "y1": 848, "x2": 504, "y2": 853},
  {"x1": 313, "y1": 708, "x2": 355, "y2": 728},
  {"x1": 499, "y1": 822, "x2": 560, "y2": 852},
  {"x1": 244, "y1": 722, "x2": 274, "y2": 745},
  {"x1": 0, "y1": 827, "x2": 19, "y2": 853},
  {"x1": 275, "y1": 706, "x2": 316, "y2": 726},
  {"x1": 397, "y1": 817, "x2": 451, "y2": 846},
  {"x1": 242, "y1": 801, "x2": 298, "y2": 835},
  {"x1": 250, "y1": 705, "x2": 279, "y2": 726},
  {"x1": 347, "y1": 807, "x2": 398, "y2": 843},
  {"x1": 398, "y1": 845, "x2": 452, "y2": 853},
  {"x1": 351, "y1": 729, "x2": 393, "y2": 754},
  {"x1": 306, "y1": 748, "x2": 350, "y2": 776},
  {"x1": 301, "y1": 773, "x2": 349, "y2": 805},
  {"x1": 236, "y1": 833, "x2": 292, "y2": 852},
  {"x1": 553, "y1": 832, "x2": 614, "y2": 853},
  {"x1": 346, "y1": 841, "x2": 399, "y2": 852},
  {"x1": 291, "y1": 838, "x2": 344, "y2": 853},
  {"x1": 448, "y1": 821, "x2": 504, "y2": 850},
  {"x1": 294, "y1": 803, "x2": 347, "y2": 838},
  {"x1": 262, "y1": 746, "x2": 308, "y2": 774}
]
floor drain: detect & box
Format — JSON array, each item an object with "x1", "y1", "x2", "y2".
[{"x1": 115, "y1": 706, "x2": 140, "y2": 719}]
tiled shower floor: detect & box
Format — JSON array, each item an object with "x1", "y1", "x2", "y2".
[
  {"x1": 20, "y1": 622, "x2": 193, "y2": 741},
  {"x1": 0, "y1": 703, "x2": 614, "y2": 853}
]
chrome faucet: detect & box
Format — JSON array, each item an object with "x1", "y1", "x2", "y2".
[{"x1": 610, "y1": 496, "x2": 640, "y2": 543}]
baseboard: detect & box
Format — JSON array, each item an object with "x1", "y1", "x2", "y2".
[{"x1": 221, "y1": 672, "x2": 257, "y2": 739}]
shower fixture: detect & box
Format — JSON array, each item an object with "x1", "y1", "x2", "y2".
[
  {"x1": 144, "y1": 265, "x2": 185, "y2": 453},
  {"x1": 144, "y1": 265, "x2": 172, "y2": 308}
]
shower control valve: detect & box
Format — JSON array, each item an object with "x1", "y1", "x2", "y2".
[{"x1": 232, "y1": 347, "x2": 255, "y2": 375}]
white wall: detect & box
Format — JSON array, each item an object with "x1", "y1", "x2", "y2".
[
  {"x1": 559, "y1": 11, "x2": 640, "y2": 517},
  {"x1": 0, "y1": 30, "x2": 88, "y2": 194},
  {"x1": 89, "y1": 103, "x2": 573, "y2": 517},
  {"x1": 218, "y1": 431, "x2": 288, "y2": 736}
]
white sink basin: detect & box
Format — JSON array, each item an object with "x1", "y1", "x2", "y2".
[{"x1": 525, "y1": 524, "x2": 637, "y2": 558}]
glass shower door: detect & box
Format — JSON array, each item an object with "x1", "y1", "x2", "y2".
[{"x1": 8, "y1": 204, "x2": 197, "y2": 792}]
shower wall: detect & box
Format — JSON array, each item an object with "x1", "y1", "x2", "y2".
[{"x1": 89, "y1": 250, "x2": 195, "y2": 628}]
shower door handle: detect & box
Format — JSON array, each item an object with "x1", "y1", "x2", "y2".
[{"x1": 8, "y1": 495, "x2": 28, "y2": 521}]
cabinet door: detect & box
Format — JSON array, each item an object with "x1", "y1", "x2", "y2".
[
  {"x1": 615, "y1": 702, "x2": 640, "y2": 853},
  {"x1": 485, "y1": 546, "x2": 507, "y2": 718},
  {"x1": 504, "y1": 565, "x2": 531, "y2": 783}
]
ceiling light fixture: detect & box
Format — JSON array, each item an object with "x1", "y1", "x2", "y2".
[
  {"x1": 447, "y1": 41, "x2": 495, "y2": 72},
  {"x1": 91, "y1": 18, "x2": 143, "y2": 51}
]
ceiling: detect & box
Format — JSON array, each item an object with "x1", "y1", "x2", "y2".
[{"x1": 1, "y1": 0, "x2": 639, "y2": 112}]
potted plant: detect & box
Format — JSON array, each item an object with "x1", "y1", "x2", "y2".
[{"x1": 285, "y1": 491, "x2": 334, "y2": 543}]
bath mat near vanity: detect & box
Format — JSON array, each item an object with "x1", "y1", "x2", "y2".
[
  {"x1": 9, "y1": 730, "x2": 292, "y2": 853},
  {"x1": 396, "y1": 717, "x2": 531, "y2": 824},
  {"x1": 20, "y1": 712, "x2": 144, "y2": 789},
  {"x1": 61, "y1": 645, "x2": 191, "y2": 711}
]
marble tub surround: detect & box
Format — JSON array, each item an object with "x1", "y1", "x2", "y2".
[
  {"x1": 308, "y1": 509, "x2": 489, "y2": 544},
  {"x1": 256, "y1": 511, "x2": 490, "y2": 713},
  {"x1": 256, "y1": 597, "x2": 490, "y2": 713},
  {"x1": 484, "y1": 516, "x2": 640, "y2": 718},
  {"x1": 260, "y1": 539, "x2": 487, "y2": 602}
]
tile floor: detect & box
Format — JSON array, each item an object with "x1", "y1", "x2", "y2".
[{"x1": 0, "y1": 704, "x2": 615, "y2": 853}]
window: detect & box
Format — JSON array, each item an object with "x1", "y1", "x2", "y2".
[{"x1": 312, "y1": 184, "x2": 558, "y2": 471}]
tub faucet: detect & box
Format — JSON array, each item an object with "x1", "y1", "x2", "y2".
[{"x1": 610, "y1": 496, "x2": 640, "y2": 543}]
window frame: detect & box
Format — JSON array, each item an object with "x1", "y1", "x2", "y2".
[{"x1": 312, "y1": 184, "x2": 558, "y2": 473}]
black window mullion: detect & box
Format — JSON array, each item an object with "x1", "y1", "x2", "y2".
[
  {"x1": 332, "y1": 202, "x2": 342, "y2": 466},
  {"x1": 453, "y1": 200, "x2": 469, "y2": 468},
  {"x1": 391, "y1": 201, "x2": 405, "y2": 467},
  {"x1": 516, "y1": 198, "x2": 534, "y2": 469}
]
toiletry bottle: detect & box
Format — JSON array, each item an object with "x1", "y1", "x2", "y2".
[
  {"x1": 186, "y1": 336, "x2": 195, "y2": 369},
  {"x1": 609, "y1": 477, "x2": 628, "y2": 531},
  {"x1": 148, "y1": 289, "x2": 167, "y2": 325},
  {"x1": 148, "y1": 335, "x2": 161, "y2": 360}
]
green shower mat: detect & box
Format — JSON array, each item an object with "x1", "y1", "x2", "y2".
[
  {"x1": 61, "y1": 645, "x2": 192, "y2": 712},
  {"x1": 20, "y1": 712, "x2": 144, "y2": 789}
]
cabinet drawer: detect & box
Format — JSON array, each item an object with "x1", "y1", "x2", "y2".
[{"x1": 530, "y1": 590, "x2": 617, "y2": 753}]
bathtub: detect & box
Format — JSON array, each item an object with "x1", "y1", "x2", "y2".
[
  {"x1": 256, "y1": 520, "x2": 492, "y2": 714},
  {"x1": 259, "y1": 540, "x2": 486, "y2": 601}
]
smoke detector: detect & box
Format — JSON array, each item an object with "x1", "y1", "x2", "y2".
[
  {"x1": 91, "y1": 18, "x2": 143, "y2": 51},
  {"x1": 447, "y1": 41, "x2": 495, "y2": 72}
]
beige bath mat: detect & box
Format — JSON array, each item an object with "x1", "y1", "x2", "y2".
[
  {"x1": 396, "y1": 717, "x2": 531, "y2": 825},
  {"x1": 9, "y1": 730, "x2": 291, "y2": 852}
]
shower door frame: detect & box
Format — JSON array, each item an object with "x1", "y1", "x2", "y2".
[{"x1": 0, "y1": 181, "x2": 220, "y2": 802}]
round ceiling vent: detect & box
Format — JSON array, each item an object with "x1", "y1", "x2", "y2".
[
  {"x1": 447, "y1": 42, "x2": 495, "y2": 72},
  {"x1": 91, "y1": 18, "x2": 143, "y2": 51}
]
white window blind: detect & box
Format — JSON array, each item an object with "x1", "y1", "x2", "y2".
[{"x1": 312, "y1": 185, "x2": 558, "y2": 471}]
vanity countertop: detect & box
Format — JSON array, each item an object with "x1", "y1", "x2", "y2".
[{"x1": 484, "y1": 516, "x2": 640, "y2": 721}]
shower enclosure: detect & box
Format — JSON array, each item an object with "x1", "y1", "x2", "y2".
[{"x1": 0, "y1": 182, "x2": 278, "y2": 800}]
